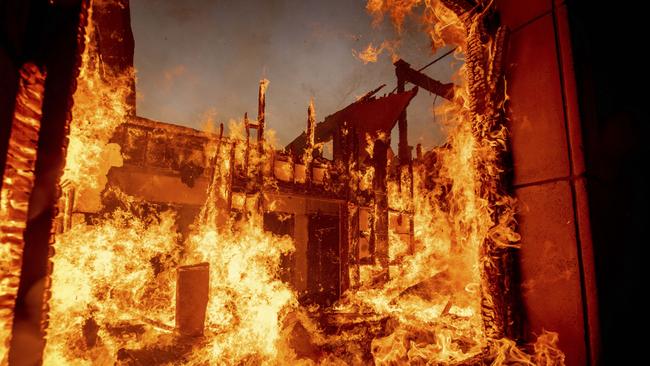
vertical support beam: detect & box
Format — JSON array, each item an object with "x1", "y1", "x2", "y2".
[
  {"x1": 176, "y1": 263, "x2": 209, "y2": 337},
  {"x1": 293, "y1": 213, "x2": 309, "y2": 294},
  {"x1": 244, "y1": 112, "x2": 250, "y2": 177},
  {"x1": 91, "y1": 0, "x2": 135, "y2": 114},
  {"x1": 339, "y1": 203, "x2": 350, "y2": 293},
  {"x1": 205, "y1": 123, "x2": 229, "y2": 229},
  {"x1": 340, "y1": 122, "x2": 357, "y2": 290},
  {"x1": 226, "y1": 141, "x2": 236, "y2": 213},
  {"x1": 256, "y1": 80, "x2": 268, "y2": 215},
  {"x1": 394, "y1": 60, "x2": 416, "y2": 256},
  {"x1": 0, "y1": 64, "x2": 45, "y2": 364},
  {"x1": 60, "y1": 183, "x2": 75, "y2": 233},
  {"x1": 256, "y1": 79, "x2": 268, "y2": 154},
  {"x1": 395, "y1": 60, "x2": 410, "y2": 167},
  {"x1": 305, "y1": 100, "x2": 316, "y2": 186},
  {"x1": 373, "y1": 138, "x2": 389, "y2": 282},
  {"x1": 344, "y1": 203, "x2": 359, "y2": 290}
]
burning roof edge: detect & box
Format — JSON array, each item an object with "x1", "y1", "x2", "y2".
[
  {"x1": 285, "y1": 87, "x2": 419, "y2": 155},
  {"x1": 123, "y1": 115, "x2": 215, "y2": 139}
]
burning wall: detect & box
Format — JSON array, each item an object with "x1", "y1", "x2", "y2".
[{"x1": 500, "y1": 1, "x2": 600, "y2": 364}]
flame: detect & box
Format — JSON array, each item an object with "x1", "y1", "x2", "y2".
[
  {"x1": 353, "y1": 40, "x2": 399, "y2": 64},
  {"x1": 344, "y1": 31, "x2": 491, "y2": 358},
  {"x1": 43, "y1": 207, "x2": 180, "y2": 364},
  {"x1": 182, "y1": 219, "x2": 296, "y2": 364},
  {"x1": 366, "y1": 0, "x2": 420, "y2": 33},
  {"x1": 61, "y1": 3, "x2": 127, "y2": 194},
  {"x1": 490, "y1": 330, "x2": 566, "y2": 366},
  {"x1": 43, "y1": 4, "x2": 180, "y2": 363},
  {"x1": 44, "y1": 7, "x2": 297, "y2": 360},
  {"x1": 182, "y1": 126, "x2": 297, "y2": 364},
  {"x1": 38, "y1": 0, "x2": 566, "y2": 365},
  {"x1": 354, "y1": 0, "x2": 567, "y2": 364}
]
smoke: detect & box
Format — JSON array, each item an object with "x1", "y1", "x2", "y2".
[{"x1": 131, "y1": 0, "x2": 455, "y2": 147}]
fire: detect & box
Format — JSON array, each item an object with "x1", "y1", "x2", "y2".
[
  {"x1": 366, "y1": 0, "x2": 464, "y2": 49},
  {"x1": 353, "y1": 40, "x2": 399, "y2": 64},
  {"x1": 339, "y1": 118, "x2": 489, "y2": 363},
  {"x1": 0, "y1": 64, "x2": 45, "y2": 364},
  {"x1": 43, "y1": 5, "x2": 179, "y2": 364},
  {"x1": 181, "y1": 128, "x2": 297, "y2": 364},
  {"x1": 43, "y1": 6, "x2": 296, "y2": 361},
  {"x1": 38, "y1": 0, "x2": 566, "y2": 365},
  {"x1": 61, "y1": 4, "x2": 127, "y2": 212},
  {"x1": 182, "y1": 219, "x2": 296, "y2": 364},
  {"x1": 43, "y1": 208, "x2": 180, "y2": 364},
  {"x1": 366, "y1": 0, "x2": 420, "y2": 33},
  {"x1": 353, "y1": 0, "x2": 567, "y2": 364},
  {"x1": 489, "y1": 330, "x2": 565, "y2": 366}
]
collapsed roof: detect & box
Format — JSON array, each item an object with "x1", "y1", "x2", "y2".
[{"x1": 286, "y1": 87, "x2": 419, "y2": 156}]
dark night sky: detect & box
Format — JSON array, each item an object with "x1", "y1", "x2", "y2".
[{"x1": 130, "y1": 0, "x2": 461, "y2": 150}]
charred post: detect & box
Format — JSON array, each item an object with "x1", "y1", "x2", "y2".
[
  {"x1": 257, "y1": 80, "x2": 267, "y2": 147},
  {"x1": 372, "y1": 138, "x2": 390, "y2": 282},
  {"x1": 244, "y1": 112, "x2": 251, "y2": 177},
  {"x1": 305, "y1": 100, "x2": 316, "y2": 186},
  {"x1": 395, "y1": 61, "x2": 409, "y2": 167}
]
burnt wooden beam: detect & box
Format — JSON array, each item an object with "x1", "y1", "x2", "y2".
[
  {"x1": 396, "y1": 69, "x2": 409, "y2": 165},
  {"x1": 394, "y1": 59, "x2": 455, "y2": 101},
  {"x1": 305, "y1": 100, "x2": 316, "y2": 185},
  {"x1": 286, "y1": 90, "x2": 417, "y2": 157},
  {"x1": 372, "y1": 138, "x2": 389, "y2": 282},
  {"x1": 257, "y1": 80, "x2": 267, "y2": 144}
]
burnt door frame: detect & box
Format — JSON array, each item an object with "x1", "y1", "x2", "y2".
[{"x1": 307, "y1": 211, "x2": 340, "y2": 307}]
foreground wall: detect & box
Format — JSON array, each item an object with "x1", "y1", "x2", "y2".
[
  {"x1": 498, "y1": 0, "x2": 599, "y2": 365},
  {"x1": 0, "y1": 1, "x2": 87, "y2": 364}
]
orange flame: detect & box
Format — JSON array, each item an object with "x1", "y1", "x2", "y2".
[
  {"x1": 39, "y1": 0, "x2": 566, "y2": 364},
  {"x1": 353, "y1": 40, "x2": 400, "y2": 64}
]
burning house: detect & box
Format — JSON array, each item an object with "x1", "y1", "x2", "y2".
[
  {"x1": 96, "y1": 82, "x2": 420, "y2": 306},
  {"x1": 1, "y1": 0, "x2": 641, "y2": 365}
]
